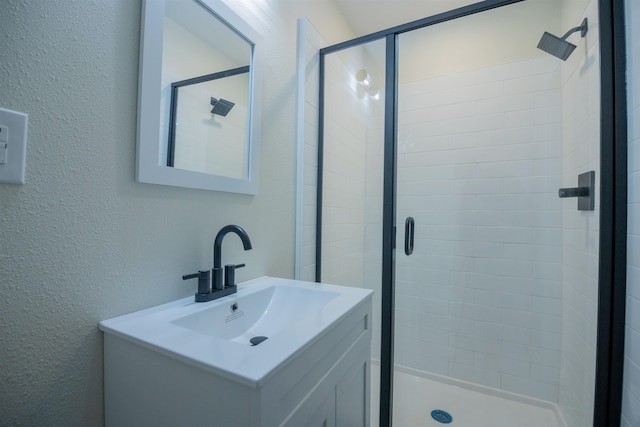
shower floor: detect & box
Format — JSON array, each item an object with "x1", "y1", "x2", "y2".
[{"x1": 371, "y1": 363, "x2": 564, "y2": 427}]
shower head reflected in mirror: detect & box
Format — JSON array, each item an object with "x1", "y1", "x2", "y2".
[
  {"x1": 210, "y1": 97, "x2": 235, "y2": 117},
  {"x1": 537, "y1": 18, "x2": 588, "y2": 61}
]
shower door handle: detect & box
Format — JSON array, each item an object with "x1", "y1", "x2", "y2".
[{"x1": 404, "y1": 217, "x2": 414, "y2": 256}]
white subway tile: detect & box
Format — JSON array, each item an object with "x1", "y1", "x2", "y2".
[
  {"x1": 475, "y1": 127, "x2": 529, "y2": 147},
  {"x1": 501, "y1": 374, "x2": 558, "y2": 401},
  {"x1": 626, "y1": 327, "x2": 640, "y2": 367},
  {"x1": 476, "y1": 226, "x2": 533, "y2": 244},
  {"x1": 501, "y1": 309, "x2": 561, "y2": 333},
  {"x1": 450, "y1": 302, "x2": 501, "y2": 323},
  {"x1": 476, "y1": 160, "x2": 534, "y2": 178},
  {"x1": 477, "y1": 93, "x2": 534, "y2": 114},
  {"x1": 534, "y1": 122, "x2": 563, "y2": 142},
  {"x1": 450, "y1": 210, "x2": 505, "y2": 226},
  {"x1": 502, "y1": 342, "x2": 561, "y2": 368},
  {"x1": 475, "y1": 321, "x2": 531, "y2": 345},
  {"x1": 475, "y1": 289, "x2": 531, "y2": 311},
  {"x1": 473, "y1": 241, "x2": 505, "y2": 259},
  {"x1": 476, "y1": 258, "x2": 533, "y2": 278},
  {"x1": 623, "y1": 356, "x2": 640, "y2": 407},
  {"x1": 374, "y1": 57, "x2": 571, "y2": 402},
  {"x1": 530, "y1": 262, "x2": 562, "y2": 281},
  {"x1": 628, "y1": 266, "x2": 640, "y2": 301},
  {"x1": 450, "y1": 362, "x2": 501, "y2": 388},
  {"x1": 516, "y1": 277, "x2": 562, "y2": 298},
  {"x1": 503, "y1": 72, "x2": 560, "y2": 95},
  {"x1": 531, "y1": 330, "x2": 562, "y2": 351},
  {"x1": 475, "y1": 353, "x2": 530, "y2": 378},
  {"x1": 534, "y1": 89, "x2": 562, "y2": 108},
  {"x1": 531, "y1": 296, "x2": 562, "y2": 316}
]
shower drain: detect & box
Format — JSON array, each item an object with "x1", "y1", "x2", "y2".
[{"x1": 430, "y1": 409, "x2": 452, "y2": 424}]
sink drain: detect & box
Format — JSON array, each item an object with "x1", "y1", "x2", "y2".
[
  {"x1": 250, "y1": 336, "x2": 268, "y2": 346},
  {"x1": 431, "y1": 409, "x2": 452, "y2": 424}
]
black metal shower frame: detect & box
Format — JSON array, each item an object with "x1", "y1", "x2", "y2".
[{"x1": 315, "y1": 0, "x2": 627, "y2": 425}]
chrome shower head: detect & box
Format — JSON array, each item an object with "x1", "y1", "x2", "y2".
[{"x1": 537, "y1": 18, "x2": 588, "y2": 61}]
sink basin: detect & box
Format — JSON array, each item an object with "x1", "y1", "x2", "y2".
[
  {"x1": 171, "y1": 284, "x2": 340, "y2": 343},
  {"x1": 99, "y1": 276, "x2": 372, "y2": 387}
]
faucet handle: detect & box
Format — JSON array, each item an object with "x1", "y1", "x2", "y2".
[
  {"x1": 224, "y1": 263, "x2": 245, "y2": 288},
  {"x1": 183, "y1": 270, "x2": 211, "y2": 296}
]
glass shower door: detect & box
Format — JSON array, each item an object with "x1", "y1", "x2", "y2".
[
  {"x1": 317, "y1": 37, "x2": 387, "y2": 424},
  {"x1": 393, "y1": 1, "x2": 599, "y2": 426}
]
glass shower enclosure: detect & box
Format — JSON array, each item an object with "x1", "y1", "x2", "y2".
[{"x1": 298, "y1": 0, "x2": 626, "y2": 425}]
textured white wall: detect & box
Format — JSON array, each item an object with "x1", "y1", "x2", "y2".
[
  {"x1": 622, "y1": 1, "x2": 640, "y2": 426},
  {"x1": 0, "y1": 0, "x2": 353, "y2": 425}
]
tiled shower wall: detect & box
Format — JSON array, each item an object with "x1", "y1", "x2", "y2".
[
  {"x1": 363, "y1": 97, "x2": 385, "y2": 361},
  {"x1": 298, "y1": 20, "x2": 372, "y2": 289},
  {"x1": 297, "y1": 20, "x2": 385, "y2": 356},
  {"x1": 557, "y1": 2, "x2": 600, "y2": 425},
  {"x1": 318, "y1": 49, "x2": 368, "y2": 288},
  {"x1": 393, "y1": 57, "x2": 564, "y2": 402},
  {"x1": 298, "y1": 18, "x2": 325, "y2": 283},
  {"x1": 300, "y1": 5, "x2": 601, "y2": 414}
]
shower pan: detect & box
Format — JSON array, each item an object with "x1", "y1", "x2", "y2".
[{"x1": 302, "y1": 0, "x2": 626, "y2": 426}]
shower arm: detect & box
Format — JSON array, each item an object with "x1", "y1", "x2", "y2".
[{"x1": 560, "y1": 18, "x2": 588, "y2": 41}]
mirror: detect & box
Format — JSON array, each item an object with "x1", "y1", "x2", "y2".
[{"x1": 137, "y1": 0, "x2": 261, "y2": 194}]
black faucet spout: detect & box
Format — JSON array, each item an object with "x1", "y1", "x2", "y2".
[
  {"x1": 212, "y1": 225, "x2": 252, "y2": 291},
  {"x1": 213, "y1": 225, "x2": 252, "y2": 269}
]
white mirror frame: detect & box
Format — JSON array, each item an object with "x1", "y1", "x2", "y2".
[{"x1": 136, "y1": 0, "x2": 262, "y2": 194}]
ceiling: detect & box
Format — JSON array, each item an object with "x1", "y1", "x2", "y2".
[
  {"x1": 329, "y1": 0, "x2": 593, "y2": 83},
  {"x1": 334, "y1": 0, "x2": 481, "y2": 36},
  {"x1": 333, "y1": 0, "x2": 590, "y2": 38}
]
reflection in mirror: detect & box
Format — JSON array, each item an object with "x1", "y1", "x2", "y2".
[
  {"x1": 163, "y1": 0, "x2": 251, "y2": 180},
  {"x1": 167, "y1": 67, "x2": 250, "y2": 179},
  {"x1": 136, "y1": 0, "x2": 261, "y2": 194}
]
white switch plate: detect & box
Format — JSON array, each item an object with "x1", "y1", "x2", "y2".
[
  {"x1": 0, "y1": 107, "x2": 28, "y2": 184},
  {"x1": 0, "y1": 143, "x2": 7, "y2": 164}
]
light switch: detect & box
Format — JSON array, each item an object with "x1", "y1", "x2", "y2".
[
  {"x1": 0, "y1": 126, "x2": 8, "y2": 164},
  {"x1": 0, "y1": 143, "x2": 7, "y2": 164},
  {"x1": 0, "y1": 107, "x2": 28, "y2": 184}
]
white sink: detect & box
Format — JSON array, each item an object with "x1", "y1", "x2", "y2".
[
  {"x1": 171, "y1": 284, "x2": 340, "y2": 343},
  {"x1": 99, "y1": 276, "x2": 372, "y2": 388}
]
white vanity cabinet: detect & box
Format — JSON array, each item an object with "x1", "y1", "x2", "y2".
[
  {"x1": 101, "y1": 278, "x2": 372, "y2": 427},
  {"x1": 279, "y1": 312, "x2": 371, "y2": 427}
]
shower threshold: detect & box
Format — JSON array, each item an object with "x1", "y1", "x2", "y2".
[{"x1": 371, "y1": 361, "x2": 564, "y2": 427}]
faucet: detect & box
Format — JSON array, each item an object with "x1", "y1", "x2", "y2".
[
  {"x1": 212, "y1": 224, "x2": 252, "y2": 291},
  {"x1": 183, "y1": 224, "x2": 252, "y2": 302}
]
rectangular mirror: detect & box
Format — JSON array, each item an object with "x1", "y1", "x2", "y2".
[{"x1": 137, "y1": 0, "x2": 261, "y2": 194}]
